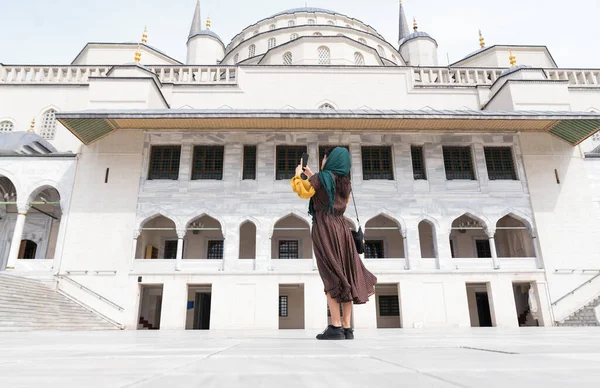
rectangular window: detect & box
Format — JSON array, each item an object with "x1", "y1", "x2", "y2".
[
  {"x1": 365, "y1": 240, "x2": 385, "y2": 259},
  {"x1": 443, "y1": 146, "x2": 475, "y2": 180},
  {"x1": 243, "y1": 145, "x2": 257, "y2": 180},
  {"x1": 192, "y1": 146, "x2": 224, "y2": 180},
  {"x1": 279, "y1": 296, "x2": 288, "y2": 317},
  {"x1": 475, "y1": 239, "x2": 492, "y2": 258},
  {"x1": 379, "y1": 295, "x2": 400, "y2": 316},
  {"x1": 148, "y1": 146, "x2": 181, "y2": 180},
  {"x1": 276, "y1": 146, "x2": 307, "y2": 180},
  {"x1": 411, "y1": 146, "x2": 426, "y2": 180},
  {"x1": 361, "y1": 146, "x2": 394, "y2": 180},
  {"x1": 484, "y1": 147, "x2": 517, "y2": 180},
  {"x1": 164, "y1": 240, "x2": 178, "y2": 259},
  {"x1": 207, "y1": 240, "x2": 224, "y2": 260},
  {"x1": 319, "y1": 145, "x2": 350, "y2": 171},
  {"x1": 279, "y1": 240, "x2": 299, "y2": 259}
]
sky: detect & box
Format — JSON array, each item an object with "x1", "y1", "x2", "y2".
[{"x1": 1, "y1": 0, "x2": 599, "y2": 67}]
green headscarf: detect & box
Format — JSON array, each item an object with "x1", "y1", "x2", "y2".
[{"x1": 308, "y1": 147, "x2": 351, "y2": 219}]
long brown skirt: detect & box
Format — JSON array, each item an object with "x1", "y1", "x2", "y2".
[{"x1": 312, "y1": 211, "x2": 377, "y2": 304}]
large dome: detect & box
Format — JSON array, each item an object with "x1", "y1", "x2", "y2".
[{"x1": 270, "y1": 7, "x2": 339, "y2": 18}]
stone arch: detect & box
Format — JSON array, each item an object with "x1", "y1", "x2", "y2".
[
  {"x1": 238, "y1": 218, "x2": 258, "y2": 260},
  {"x1": 136, "y1": 211, "x2": 179, "y2": 231},
  {"x1": 366, "y1": 209, "x2": 407, "y2": 236},
  {"x1": 448, "y1": 211, "x2": 492, "y2": 234},
  {"x1": 25, "y1": 180, "x2": 62, "y2": 204},
  {"x1": 316, "y1": 99, "x2": 338, "y2": 110},
  {"x1": 494, "y1": 210, "x2": 534, "y2": 234},
  {"x1": 271, "y1": 212, "x2": 312, "y2": 260},
  {"x1": 0, "y1": 170, "x2": 22, "y2": 203},
  {"x1": 364, "y1": 212, "x2": 405, "y2": 259},
  {"x1": 270, "y1": 210, "x2": 311, "y2": 237},
  {"x1": 183, "y1": 211, "x2": 227, "y2": 238},
  {"x1": 416, "y1": 216, "x2": 440, "y2": 259}
]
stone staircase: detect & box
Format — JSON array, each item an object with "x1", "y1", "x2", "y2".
[
  {"x1": 0, "y1": 273, "x2": 120, "y2": 331},
  {"x1": 558, "y1": 296, "x2": 600, "y2": 327}
]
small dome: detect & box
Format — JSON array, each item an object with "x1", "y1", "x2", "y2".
[
  {"x1": 0, "y1": 132, "x2": 58, "y2": 155},
  {"x1": 189, "y1": 30, "x2": 223, "y2": 42},
  {"x1": 399, "y1": 31, "x2": 436, "y2": 47},
  {"x1": 270, "y1": 7, "x2": 339, "y2": 18}
]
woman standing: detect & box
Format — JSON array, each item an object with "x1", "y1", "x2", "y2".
[{"x1": 291, "y1": 147, "x2": 377, "y2": 340}]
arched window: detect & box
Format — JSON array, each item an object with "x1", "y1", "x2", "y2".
[
  {"x1": 248, "y1": 44, "x2": 256, "y2": 57},
  {"x1": 377, "y1": 45, "x2": 386, "y2": 59},
  {"x1": 39, "y1": 109, "x2": 57, "y2": 140},
  {"x1": 327, "y1": 21, "x2": 335, "y2": 26},
  {"x1": 283, "y1": 52, "x2": 293, "y2": 65},
  {"x1": 269, "y1": 24, "x2": 276, "y2": 30},
  {"x1": 233, "y1": 54, "x2": 239, "y2": 64},
  {"x1": 313, "y1": 32, "x2": 322, "y2": 36},
  {"x1": 307, "y1": 19, "x2": 315, "y2": 25},
  {"x1": 354, "y1": 52, "x2": 365, "y2": 66},
  {"x1": 288, "y1": 20, "x2": 295, "y2": 27},
  {"x1": 0, "y1": 120, "x2": 14, "y2": 133},
  {"x1": 268, "y1": 38, "x2": 277, "y2": 49},
  {"x1": 317, "y1": 46, "x2": 330, "y2": 65},
  {"x1": 358, "y1": 38, "x2": 367, "y2": 44},
  {"x1": 319, "y1": 103, "x2": 335, "y2": 110},
  {"x1": 290, "y1": 33, "x2": 299, "y2": 41},
  {"x1": 253, "y1": 30, "x2": 259, "y2": 36},
  {"x1": 18, "y1": 240, "x2": 37, "y2": 259}
]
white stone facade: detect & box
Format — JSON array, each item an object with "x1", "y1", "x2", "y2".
[{"x1": 1, "y1": 4, "x2": 599, "y2": 331}]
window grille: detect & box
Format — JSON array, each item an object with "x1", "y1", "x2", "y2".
[
  {"x1": 249, "y1": 44, "x2": 256, "y2": 57},
  {"x1": 39, "y1": 109, "x2": 57, "y2": 140},
  {"x1": 354, "y1": 52, "x2": 364, "y2": 65},
  {"x1": 313, "y1": 32, "x2": 322, "y2": 36},
  {"x1": 379, "y1": 295, "x2": 400, "y2": 316},
  {"x1": 191, "y1": 146, "x2": 224, "y2": 180},
  {"x1": 283, "y1": 52, "x2": 293, "y2": 65},
  {"x1": 288, "y1": 20, "x2": 295, "y2": 27},
  {"x1": 411, "y1": 146, "x2": 426, "y2": 180},
  {"x1": 317, "y1": 46, "x2": 330, "y2": 65},
  {"x1": 148, "y1": 146, "x2": 181, "y2": 180},
  {"x1": 164, "y1": 240, "x2": 178, "y2": 259},
  {"x1": 319, "y1": 145, "x2": 349, "y2": 171},
  {"x1": 279, "y1": 240, "x2": 299, "y2": 259},
  {"x1": 327, "y1": 21, "x2": 335, "y2": 25},
  {"x1": 475, "y1": 239, "x2": 491, "y2": 258},
  {"x1": 365, "y1": 240, "x2": 385, "y2": 259},
  {"x1": 233, "y1": 54, "x2": 239, "y2": 64},
  {"x1": 268, "y1": 38, "x2": 276, "y2": 49},
  {"x1": 377, "y1": 45, "x2": 386, "y2": 58},
  {"x1": 358, "y1": 38, "x2": 367, "y2": 44},
  {"x1": 0, "y1": 121, "x2": 14, "y2": 133},
  {"x1": 318, "y1": 103, "x2": 335, "y2": 110},
  {"x1": 361, "y1": 146, "x2": 394, "y2": 180},
  {"x1": 290, "y1": 33, "x2": 299, "y2": 40},
  {"x1": 276, "y1": 145, "x2": 306, "y2": 180},
  {"x1": 307, "y1": 19, "x2": 315, "y2": 25},
  {"x1": 207, "y1": 240, "x2": 224, "y2": 260},
  {"x1": 279, "y1": 296, "x2": 288, "y2": 317},
  {"x1": 243, "y1": 145, "x2": 257, "y2": 180},
  {"x1": 269, "y1": 24, "x2": 276, "y2": 30},
  {"x1": 484, "y1": 147, "x2": 517, "y2": 180},
  {"x1": 443, "y1": 146, "x2": 475, "y2": 180}
]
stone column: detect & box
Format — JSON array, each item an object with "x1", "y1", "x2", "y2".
[
  {"x1": 406, "y1": 228, "x2": 422, "y2": 270},
  {"x1": 223, "y1": 222, "x2": 238, "y2": 272},
  {"x1": 254, "y1": 223, "x2": 271, "y2": 272},
  {"x1": 175, "y1": 229, "x2": 186, "y2": 271},
  {"x1": 129, "y1": 230, "x2": 141, "y2": 271},
  {"x1": 487, "y1": 230, "x2": 500, "y2": 269},
  {"x1": 437, "y1": 229, "x2": 453, "y2": 270},
  {"x1": 6, "y1": 204, "x2": 29, "y2": 270},
  {"x1": 402, "y1": 233, "x2": 411, "y2": 270},
  {"x1": 52, "y1": 200, "x2": 70, "y2": 275}
]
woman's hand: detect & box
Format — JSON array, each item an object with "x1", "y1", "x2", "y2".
[
  {"x1": 295, "y1": 163, "x2": 304, "y2": 177},
  {"x1": 303, "y1": 166, "x2": 314, "y2": 178}
]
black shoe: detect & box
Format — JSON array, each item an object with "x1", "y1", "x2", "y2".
[
  {"x1": 343, "y1": 328, "x2": 354, "y2": 340},
  {"x1": 316, "y1": 325, "x2": 345, "y2": 340}
]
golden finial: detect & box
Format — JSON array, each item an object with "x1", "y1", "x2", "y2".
[
  {"x1": 206, "y1": 16, "x2": 211, "y2": 29},
  {"x1": 28, "y1": 118, "x2": 35, "y2": 133},
  {"x1": 141, "y1": 26, "x2": 148, "y2": 44},
  {"x1": 479, "y1": 30, "x2": 485, "y2": 48},
  {"x1": 134, "y1": 43, "x2": 142, "y2": 63},
  {"x1": 509, "y1": 49, "x2": 517, "y2": 66},
  {"x1": 413, "y1": 17, "x2": 418, "y2": 31}
]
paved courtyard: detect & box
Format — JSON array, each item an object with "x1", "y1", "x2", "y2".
[{"x1": 0, "y1": 328, "x2": 599, "y2": 387}]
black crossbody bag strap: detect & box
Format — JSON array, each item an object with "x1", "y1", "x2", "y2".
[{"x1": 350, "y1": 188, "x2": 360, "y2": 227}]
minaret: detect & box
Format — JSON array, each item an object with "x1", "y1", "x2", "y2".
[
  {"x1": 399, "y1": 16, "x2": 439, "y2": 66},
  {"x1": 398, "y1": 0, "x2": 410, "y2": 46},
  {"x1": 186, "y1": 0, "x2": 224, "y2": 65}
]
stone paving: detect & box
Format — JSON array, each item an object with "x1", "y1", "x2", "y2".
[{"x1": 0, "y1": 328, "x2": 599, "y2": 387}]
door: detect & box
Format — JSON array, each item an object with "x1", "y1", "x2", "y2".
[
  {"x1": 194, "y1": 292, "x2": 211, "y2": 330},
  {"x1": 475, "y1": 292, "x2": 493, "y2": 327}
]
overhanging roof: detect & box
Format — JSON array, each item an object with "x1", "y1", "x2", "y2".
[{"x1": 55, "y1": 109, "x2": 600, "y2": 146}]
